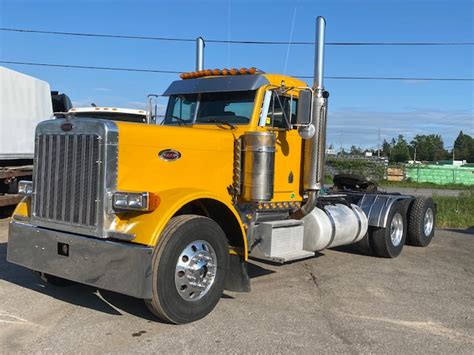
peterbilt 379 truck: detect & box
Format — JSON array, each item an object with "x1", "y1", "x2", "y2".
[{"x1": 7, "y1": 17, "x2": 435, "y2": 324}]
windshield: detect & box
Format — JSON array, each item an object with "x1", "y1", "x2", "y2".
[
  {"x1": 72, "y1": 112, "x2": 146, "y2": 123},
  {"x1": 162, "y1": 90, "x2": 256, "y2": 125}
]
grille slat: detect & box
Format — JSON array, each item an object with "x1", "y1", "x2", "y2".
[{"x1": 34, "y1": 133, "x2": 101, "y2": 228}]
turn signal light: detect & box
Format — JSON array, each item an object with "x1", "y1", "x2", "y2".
[
  {"x1": 179, "y1": 67, "x2": 263, "y2": 80},
  {"x1": 112, "y1": 191, "x2": 159, "y2": 212},
  {"x1": 18, "y1": 181, "x2": 33, "y2": 196}
]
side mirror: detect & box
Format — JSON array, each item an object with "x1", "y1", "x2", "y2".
[
  {"x1": 146, "y1": 94, "x2": 158, "y2": 124},
  {"x1": 296, "y1": 90, "x2": 312, "y2": 125},
  {"x1": 146, "y1": 94, "x2": 166, "y2": 124}
]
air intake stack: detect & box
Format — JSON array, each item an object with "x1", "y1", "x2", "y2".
[
  {"x1": 303, "y1": 16, "x2": 328, "y2": 192},
  {"x1": 293, "y1": 16, "x2": 329, "y2": 218}
]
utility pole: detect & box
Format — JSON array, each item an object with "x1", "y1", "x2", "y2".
[
  {"x1": 339, "y1": 133, "x2": 343, "y2": 158},
  {"x1": 377, "y1": 128, "x2": 381, "y2": 158}
]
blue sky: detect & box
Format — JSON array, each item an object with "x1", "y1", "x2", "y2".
[{"x1": 1, "y1": 0, "x2": 473, "y2": 149}]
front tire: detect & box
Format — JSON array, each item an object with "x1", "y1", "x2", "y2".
[
  {"x1": 370, "y1": 202, "x2": 407, "y2": 258},
  {"x1": 145, "y1": 215, "x2": 228, "y2": 324}
]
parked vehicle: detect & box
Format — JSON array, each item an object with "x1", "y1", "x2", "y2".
[
  {"x1": 7, "y1": 17, "x2": 435, "y2": 324},
  {"x1": 0, "y1": 67, "x2": 53, "y2": 207},
  {"x1": 68, "y1": 106, "x2": 147, "y2": 123}
]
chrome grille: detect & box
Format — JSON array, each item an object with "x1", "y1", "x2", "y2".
[{"x1": 34, "y1": 134, "x2": 101, "y2": 227}]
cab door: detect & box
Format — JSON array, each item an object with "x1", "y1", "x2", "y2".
[{"x1": 263, "y1": 92, "x2": 303, "y2": 202}]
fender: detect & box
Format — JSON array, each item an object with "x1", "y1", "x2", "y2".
[
  {"x1": 111, "y1": 187, "x2": 248, "y2": 259},
  {"x1": 357, "y1": 193, "x2": 414, "y2": 228}
]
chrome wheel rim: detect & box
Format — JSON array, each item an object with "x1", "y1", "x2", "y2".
[
  {"x1": 175, "y1": 240, "x2": 217, "y2": 301},
  {"x1": 424, "y1": 208, "x2": 434, "y2": 236},
  {"x1": 390, "y1": 213, "x2": 404, "y2": 247}
]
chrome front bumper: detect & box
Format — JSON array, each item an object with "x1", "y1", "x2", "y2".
[{"x1": 7, "y1": 221, "x2": 153, "y2": 299}]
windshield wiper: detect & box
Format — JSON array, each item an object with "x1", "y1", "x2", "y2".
[
  {"x1": 204, "y1": 119, "x2": 236, "y2": 130},
  {"x1": 170, "y1": 115, "x2": 188, "y2": 126}
]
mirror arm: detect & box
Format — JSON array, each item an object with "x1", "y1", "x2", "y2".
[{"x1": 146, "y1": 94, "x2": 160, "y2": 124}]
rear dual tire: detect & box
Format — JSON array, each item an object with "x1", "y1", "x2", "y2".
[
  {"x1": 407, "y1": 197, "x2": 435, "y2": 247},
  {"x1": 370, "y1": 202, "x2": 407, "y2": 258}
]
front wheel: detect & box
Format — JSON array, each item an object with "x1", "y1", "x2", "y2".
[
  {"x1": 145, "y1": 215, "x2": 228, "y2": 324},
  {"x1": 370, "y1": 202, "x2": 407, "y2": 258}
]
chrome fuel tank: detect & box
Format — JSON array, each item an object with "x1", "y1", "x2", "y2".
[
  {"x1": 302, "y1": 203, "x2": 368, "y2": 251},
  {"x1": 241, "y1": 131, "x2": 276, "y2": 201}
]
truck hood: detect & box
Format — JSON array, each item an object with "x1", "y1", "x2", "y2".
[{"x1": 114, "y1": 122, "x2": 240, "y2": 196}]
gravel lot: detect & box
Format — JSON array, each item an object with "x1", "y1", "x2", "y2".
[{"x1": 0, "y1": 217, "x2": 473, "y2": 353}]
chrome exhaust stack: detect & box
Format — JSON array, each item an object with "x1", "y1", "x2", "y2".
[
  {"x1": 196, "y1": 37, "x2": 205, "y2": 71},
  {"x1": 295, "y1": 16, "x2": 329, "y2": 217}
]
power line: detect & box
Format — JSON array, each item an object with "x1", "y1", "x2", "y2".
[
  {"x1": 294, "y1": 74, "x2": 474, "y2": 81},
  {"x1": 2, "y1": 60, "x2": 473, "y2": 82},
  {"x1": 1, "y1": 27, "x2": 474, "y2": 46},
  {"x1": 0, "y1": 60, "x2": 181, "y2": 74}
]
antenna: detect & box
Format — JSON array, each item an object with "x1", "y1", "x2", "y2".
[
  {"x1": 283, "y1": 8, "x2": 297, "y2": 75},
  {"x1": 227, "y1": 0, "x2": 231, "y2": 67}
]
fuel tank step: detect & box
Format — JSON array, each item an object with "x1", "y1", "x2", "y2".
[{"x1": 249, "y1": 220, "x2": 315, "y2": 263}]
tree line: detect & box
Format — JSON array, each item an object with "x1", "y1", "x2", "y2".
[{"x1": 339, "y1": 131, "x2": 474, "y2": 163}]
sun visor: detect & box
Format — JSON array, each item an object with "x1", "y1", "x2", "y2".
[{"x1": 162, "y1": 75, "x2": 269, "y2": 96}]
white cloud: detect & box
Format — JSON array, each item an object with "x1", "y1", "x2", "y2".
[
  {"x1": 125, "y1": 101, "x2": 147, "y2": 110},
  {"x1": 72, "y1": 98, "x2": 95, "y2": 107},
  {"x1": 327, "y1": 108, "x2": 474, "y2": 149}
]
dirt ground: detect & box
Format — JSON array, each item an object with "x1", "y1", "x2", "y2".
[{"x1": 0, "y1": 217, "x2": 473, "y2": 353}]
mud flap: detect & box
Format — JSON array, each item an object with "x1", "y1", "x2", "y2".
[{"x1": 225, "y1": 254, "x2": 251, "y2": 292}]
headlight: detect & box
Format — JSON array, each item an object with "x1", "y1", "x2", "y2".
[
  {"x1": 18, "y1": 181, "x2": 33, "y2": 196},
  {"x1": 112, "y1": 191, "x2": 158, "y2": 211}
]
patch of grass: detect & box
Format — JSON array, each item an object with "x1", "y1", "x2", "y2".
[
  {"x1": 379, "y1": 180, "x2": 473, "y2": 191},
  {"x1": 433, "y1": 191, "x2": 474, "y2": 229},
  {"x1": 324, "y1": 175, "x2": 334, "y2": 185}
]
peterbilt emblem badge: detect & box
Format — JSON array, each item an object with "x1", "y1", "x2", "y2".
[
  {"x1": 61, "y1": 122, "x2": 73, "y2": 131},
  {"x1": 159, "y1": 149, "x2": 181, "y2": 161}
]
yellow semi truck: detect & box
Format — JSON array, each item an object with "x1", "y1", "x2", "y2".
[{"x1": 7, "y1": 17, "x2": 435, "y2": 324}]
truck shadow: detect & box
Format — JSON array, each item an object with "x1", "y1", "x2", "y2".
[
  {"x1": 0, "y1": 242, "x2": 277, "y2": 322},
  {"x1": 0, "y1": 242, "x2": 159, "y2": 321},
  {"x1": 330, "y1": 244, "x2": 371, "y2": 256},
  {"x1": 442, "y1": 227, "x2": 474, "y2": 235}
]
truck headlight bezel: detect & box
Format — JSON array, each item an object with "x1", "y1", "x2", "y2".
[
  {"x1": 112, "y1": 191, "x2": 157, "y2": 211},
  {"x1": 18, "y1": 181, "x2": 33, "y2": 196}
]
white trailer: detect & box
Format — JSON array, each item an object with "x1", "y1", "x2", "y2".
[{"x1": 0, "y1": 67, "x2": 53, "y2": 207}]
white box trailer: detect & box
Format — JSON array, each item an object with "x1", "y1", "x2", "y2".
[
  {"x1": 0, "y1": 67, "x2": 53, "y2": 207},
  {"x1": 0, "y1": 66, "x2": 53, "y2": 159}
]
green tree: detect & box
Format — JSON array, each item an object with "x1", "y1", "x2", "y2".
[
  {"x1": 391, "y1": 135, "x2": 410, "y2": 163},
  {"x1": 381, "y1": 139, "x2": 391, "y2": 158},
  {"x1": 410, "y1": 134, "x2": 448, "y2": 161},
  {"x1": 453, "y1": 131, "x2": 474, "y2": 162},
  {"x1": 350, "y1": 145, "x2": 363, "y2": 156}
]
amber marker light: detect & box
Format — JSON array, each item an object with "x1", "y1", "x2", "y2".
[{"x1": 229, "y1": 68, "x2": 238, "y2": 75}]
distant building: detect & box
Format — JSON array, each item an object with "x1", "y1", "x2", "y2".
[{"x1": 326, "y1": 148, "x2": 337, "y2": 156}]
